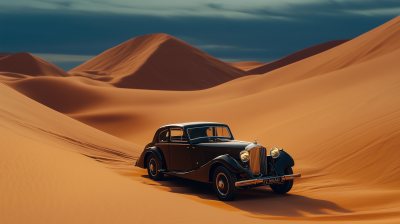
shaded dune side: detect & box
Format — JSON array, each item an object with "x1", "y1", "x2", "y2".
[
  {"x1": 247, "y1": 39, "x2": 350, "y2": 75},
  {"x1": 0, "y1": 52, "x2": 69, "y2": 77},
  {"x1": 0, "y1": 82, "x2": 141, "y2": 168},
  {"x1": 70, "y1": 33, "x2": 249, "y2": 90},
  {"x1": 6, "y1": 77, "x2": 110, "y2": 114}
]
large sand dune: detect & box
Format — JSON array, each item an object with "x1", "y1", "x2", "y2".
[
  {"x1": 0, "y1": 52, "x2": 68, "y2": 77},
  {"x1": 70, "y1": 33, "x2": 248, "y2": 90},
  {"x1": 2, "y1": 16, "x2": 400, "y2": 224}
]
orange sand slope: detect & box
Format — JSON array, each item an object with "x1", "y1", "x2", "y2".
[
  {"x1": 230, "y1": 61, "x2": 267, "y2": 71},
  {"x1": 2, "y1": 16, "x2": 400, "y2": 223},
  {"x1": 0, "y1": 84, "x2": 283, "y2": 224},
  {"x1": 70, "y1": 33, "x2": 249, "y2": 90}
]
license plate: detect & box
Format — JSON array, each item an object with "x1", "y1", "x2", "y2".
[{"x1": 263, "y1": 177, "x2": 282, "y2": 185}]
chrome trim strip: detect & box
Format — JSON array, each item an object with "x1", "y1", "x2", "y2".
[
  {"x1": 160, "y1": 154, "x2": 229, "y2": 175},
  {"x1": 283, "y1": 173, "x2": 301, "y2": 180},
  {"x1": 235, "y1": 173, "x2": 301, "y2": 187}
]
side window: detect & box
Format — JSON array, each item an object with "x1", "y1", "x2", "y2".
[
  {"x1": 215, "y1": 127, "x2": 230, "y2": 137},
  {"x1": 170, "y1": 128, "x2": 187, "y2": 142},
  {"x1": 158, "y1": 129, "x2": 169, "y2": 142}
]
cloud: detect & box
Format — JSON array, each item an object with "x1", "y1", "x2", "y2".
[
  {"x1": 0, "y1": 0, "x2": 361, "y2": 19},
  {"x1": 343, "y1": 8, "x2": 400, "y2": 16},
  {"x1": 2, "y1": 0, "x2": 399, "y2": 20},
  {"x1": 196, "y1": 45, "x2": 263, "y2": 52}
]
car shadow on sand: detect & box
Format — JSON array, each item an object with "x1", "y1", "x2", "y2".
[{"x1": 141, "y1": 173, "x2": 352, "y2": 217}]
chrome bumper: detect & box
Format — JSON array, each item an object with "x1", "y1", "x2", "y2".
[{"x1": 235, "y1": 173, "x2": 301, "y2": 187}]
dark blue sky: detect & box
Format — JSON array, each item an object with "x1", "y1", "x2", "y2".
[{"x1": 1, "y1": 0, "x2": 399, "y2": 70}]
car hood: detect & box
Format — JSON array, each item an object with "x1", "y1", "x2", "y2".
[{"x1": 195, "y1": 140, "x2": 252, "y2": 149}]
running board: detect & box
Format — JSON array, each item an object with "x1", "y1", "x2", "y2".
[{"x1": 235, "y1": 173, "x2": 301, "y2": 187}]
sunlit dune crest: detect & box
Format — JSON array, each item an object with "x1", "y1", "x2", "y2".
[
  {"x1": 2, "y1": 16, "x2": 400, "y2": 224},
  {"x1": 246, "y1": 39, "x2": 350, "y2": 75}
]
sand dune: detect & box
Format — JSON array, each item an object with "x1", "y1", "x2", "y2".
[
  {"x1": 0, "y1": 83, "x2": 282, "y2": 224},
  {"x1": 0, "y1": 52, "x2": 69, "y2": 78},
  {"x1": 230, "y1": 61, "x2": 267, "y2": 71},
  {"x1": 246, "y1": 39, "x2": 349, "y2": 74},
  {"x1": 2, "y1": 16, "x2": 400, "y2": 224},
  {"x1": 70, "y1": 33, "x2": 249, "y2": 90}
]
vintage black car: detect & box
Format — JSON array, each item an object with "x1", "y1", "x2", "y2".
[{"x1": 135, "y1": 122, "x2": 301, "y2": 201}]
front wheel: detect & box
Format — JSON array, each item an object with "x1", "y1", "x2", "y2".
[
  {"x1": 270, "y1": 167, "x2": 293, "y2": 194},
  {"x1": 147, "y1": 154, "x2": 164, "y2": 181},
  {"x1": 212, "y1": 166, "x2": 237, "y2": 201}
]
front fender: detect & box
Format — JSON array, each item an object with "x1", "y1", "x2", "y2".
[
  {"x1": 211, "y1": 154, "x2": 239, "y2": 172},
  {"x1": 272, "y1": 150, "x2": 295, "y2": 176}
]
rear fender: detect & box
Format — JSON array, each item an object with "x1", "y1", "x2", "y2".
[{"x1": 136, "y1": 146, "x2": 165, "y2": 169}]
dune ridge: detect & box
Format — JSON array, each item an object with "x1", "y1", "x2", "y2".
[
  {"x1": 246, "y1": 39, "x2": 350, "y2": 74},
  {"x1": 70, "y1": 33, "x2": 249, "y2": 90}
]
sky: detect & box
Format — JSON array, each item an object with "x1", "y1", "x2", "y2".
[{"x1": 1, "y1": 0, "x2": 400, "y2": 71}]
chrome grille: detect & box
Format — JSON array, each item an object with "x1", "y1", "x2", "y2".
[
  {"x1": 259, "y1": 147, "x2": 268, "y2": 175},
  {"x1": 249, "y1": 147, "x2": 268, "y2": 175}
]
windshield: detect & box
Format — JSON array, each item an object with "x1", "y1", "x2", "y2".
[{"x1": 187, "y1": 126, "x2": 231, "y2": 140}]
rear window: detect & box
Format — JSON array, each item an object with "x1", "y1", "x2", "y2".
[{"x1": 158, "y1": 129, "x2": 169, "y2": 142}]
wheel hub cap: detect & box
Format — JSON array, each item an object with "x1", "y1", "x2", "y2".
[
  {"x1": 216, "y1": 173, "x2": 229, "y2": 196},
  {"x1": 218, "y1": 180, "x2": 225, "y2": 189},
  {"x1": 149, "y1": 158, "x2": 157, "y2": 176}
]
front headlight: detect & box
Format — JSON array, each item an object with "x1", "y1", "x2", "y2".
[
  {"x1": 270, "y1": 147, "x2": 280, "y2": 159},
  {"x1": 240, "y1": 150, "x2": 250, "y2": 162}
]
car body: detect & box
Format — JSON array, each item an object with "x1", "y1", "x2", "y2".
[{"x1": 135, "y1": 122, "x2": 301, "y2": 201}]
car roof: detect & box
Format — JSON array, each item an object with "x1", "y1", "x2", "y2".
[{"x1": 159, "y1": 122, "x2": 227, "y2": 129}]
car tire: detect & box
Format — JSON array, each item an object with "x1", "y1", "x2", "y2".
[
  {"x1": 147, "y1": 154, "x2": 164, "y2": 181},
  {"x1": 213, "y1": 166, "x2": 238, "y2": 201},
  {"x1": 270, "y1": 167, "x2": 294, "y2": 194}
]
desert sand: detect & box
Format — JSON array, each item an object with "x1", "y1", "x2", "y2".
[
  {"x1": 1, "y1": 15, "x2": 400, "y2": 224},
  {"x1": 230, "y1": 61, "x2": 267, "y2": 71}
]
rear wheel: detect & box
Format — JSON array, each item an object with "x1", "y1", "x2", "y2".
[
  {"x1": 270, "y1": 167, "x2": 293, "y2": 194},
  {"x1": 147, "y1": 154, "x2": 164, "y2": 181},
  {"x1": 213, "y1": 166, "x2": 237, "y2": 201}
]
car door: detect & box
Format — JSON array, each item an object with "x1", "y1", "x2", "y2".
[
  {"x1": 168, "y1": 128, "x2": 192, "y2": 171},
  {"x1": 154, "y1": 128, "x2": 170, "y2": 169},
  {"x1": 190, "y1": 145, "x2": 206, "y2": 169}
]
